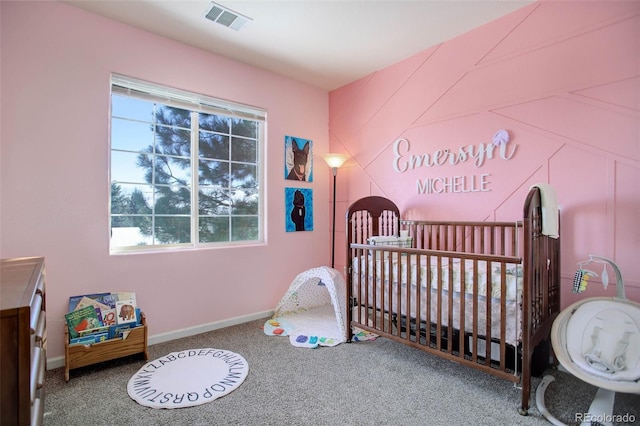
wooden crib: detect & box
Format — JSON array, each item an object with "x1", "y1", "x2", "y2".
[{"x1": 345, "y1": 186, "x2": 561, "y2": 415}]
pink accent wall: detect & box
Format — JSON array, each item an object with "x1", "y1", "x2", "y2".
[
  {"x1": 329, "y1": 1, "x2": 640, "y2": 307},
  {"x1": 1, "y1": 2, "x2": 329, "y2": 362}
]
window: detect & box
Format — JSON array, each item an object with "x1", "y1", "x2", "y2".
[{"x1": 109, "y1": 74, "x2": 266, "y2": 253}]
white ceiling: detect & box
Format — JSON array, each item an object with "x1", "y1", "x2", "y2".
[{"x1": 64, "y1": 0, "x2": 532, "y2": 91}]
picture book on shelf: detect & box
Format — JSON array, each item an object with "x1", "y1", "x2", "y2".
[
  {"x1": 69, "y1": 333, "x2": 109, "y2": 346},
  {"x1": 77, "y1": 325, "x2": 110, "y2": 338},
  {"x1": 75, "y1": 296, "x2": 111, "y2": 313},
  {"x1": 65, "y1": 305, "x2": 103, "y2": 339},
  {"x1": 68, "y1": 292, "x2": 117, "y2": 312},
  {"x1": 116, "y1": 299, "x2": 137, "y2": 325},
  {"x1": 110, "y1": 323, "x2": 133, "y2": 339},
  {"x1": 112, "y1": 291, "x2": 137, "y2": 305},
  {"x1": 100, "y1": 308, "x2": 117, "y2": 326}
]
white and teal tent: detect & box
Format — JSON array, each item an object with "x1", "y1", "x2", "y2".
[{"x1": 264, "y1": 266, "x2": 347, "y2": 348}]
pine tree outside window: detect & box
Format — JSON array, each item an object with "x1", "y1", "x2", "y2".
[{"x1": 109, "y1": 74, "x2": 266, "y2": 253}]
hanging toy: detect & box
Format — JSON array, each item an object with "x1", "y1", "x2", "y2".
[
  {"x1": 579, "y1": 272, "x2": 591, "y2": 293},
  {"x1": 572, "y1": 268, "x2": 597, "y2": 293},
  {"x1": 601, "y1": 264, "x2": 609, "y2": 290},
  {"x1": 574, "y1": 255, "x2": 625, "y2": 299},
  {"x1": 572, "y1": 269, "x2": 584, "y2": 293}
]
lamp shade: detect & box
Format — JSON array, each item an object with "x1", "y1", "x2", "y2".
[{"x1": 323, "y1": 153, "x2": 348, "y2": 169}]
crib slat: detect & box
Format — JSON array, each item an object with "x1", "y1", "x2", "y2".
[
  {"x1": 459, "y1": 259, "x2": 466, "y2": 356},
  {"x1": 447, "y1": 255, "x2": 454, "y2": 354},
  {"x1": 499, "y1": 262, "x2": 507, "y2": 370}
]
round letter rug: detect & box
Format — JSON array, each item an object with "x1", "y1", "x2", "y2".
[{"x1": 127, "y1": 348, "x2": 249, "y2": 409}]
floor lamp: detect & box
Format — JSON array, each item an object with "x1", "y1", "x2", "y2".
[{"x1": 323, "y1": 153, "x2": 348, "y2": 269}]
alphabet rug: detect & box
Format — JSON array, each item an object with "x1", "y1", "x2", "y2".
[{"x1": 127, "y1": 348, "x2": 249, "y2": 409}]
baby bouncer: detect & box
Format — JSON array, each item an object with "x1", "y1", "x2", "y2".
[{"x1": 537, "y1": 255, "x2": 640, "y2": 426}]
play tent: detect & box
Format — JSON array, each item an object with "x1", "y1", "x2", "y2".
[{"x1": 264, "y1": 266, "x2": 348, "y2": 348}]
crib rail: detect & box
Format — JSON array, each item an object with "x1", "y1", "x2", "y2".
[{"x1": 401, "y1": 220, "x2": 522, "y2": 257}]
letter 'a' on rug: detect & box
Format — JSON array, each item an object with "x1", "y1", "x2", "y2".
[{"x1": 127, "y1": 348, "x2": 249, "y2": 409}]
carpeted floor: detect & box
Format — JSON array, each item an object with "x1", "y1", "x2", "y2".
[{"x1": 44, "y1": 319, "x2": 640, "y2": 425}]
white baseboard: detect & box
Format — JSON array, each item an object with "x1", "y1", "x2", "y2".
[{"x1": 47, "y1": 310, "x2": 273, "y2": 370}]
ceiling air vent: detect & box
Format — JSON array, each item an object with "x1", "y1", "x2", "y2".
[{"x1": 204, "y1": 2, "x2": 252, "y2": 31}]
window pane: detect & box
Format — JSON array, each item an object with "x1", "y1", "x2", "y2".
[
  {"x1": 111, "y1": 183, "x2": 153, "y2": 216},
  {"x1": 199, "y1": 217, "x2": 230, "y2": 242},
  {"x1": 154, "y1": 216, "x2": 191, "y2": 244},
  {"x1": 199, "y1": 113, "x2": 230, "y2": 133},
  {"x1": 232, "y1": 216, "x2": 258, "y2": 241},
  {"x1": 155, "y1": 123, "x2": 191, "y2": 157},
  {"x1": 231, "y1": 118, "x2": 257, "y2": 138},
  {"x1": 111, "y1": 152, "x2": 151, "y2": 184},
  {"x1": 199, "y1": 132, "x2": 229, "y2": 160},
  {"x1": 231, "y1": 163, "x2": 256, "y2": 189},
  {"x1": 111, "y1": 219, "x2": 153, "y2": 247},
  {"x1": 231, "y1": 137, "x2": 256, "y2": 163},
  {"x1": 112, "y1": 95, "x2": 154, "y2": 121},
  {"x1": 153, "y1": 186, "x2": 191, "y2": 214},
  {"x1": 154, "y1": 155, "x2": 191, "y2": 186},
  {"x1": 111, "y1": 118, "x2": 154, "y2": 152},
  {"x1": 199, "y1": 159, "x2": 229, "y2": 187},
  {"x1": 155, "y1": 106, "x2": 191, "y2": 131},
  {"x1": 199, "y1": 188, "x2": 230, "y2": 215},
  {"x1": 231, "y1": 189, "x2": 259, "y2": 215}
]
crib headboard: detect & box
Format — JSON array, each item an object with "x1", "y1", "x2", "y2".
[
  {"x1": 345, "y1": 196, "x2": 400, "y2": 248},
  {"x1": 522, "y1": 186, "x2": 562, "y2": 339}
]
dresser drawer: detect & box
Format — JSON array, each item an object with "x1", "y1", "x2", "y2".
[
  {"x1": 31, "y1": 347, "x2": 45, "y2": 426},
  {"x1": 35, "y1": 313, "x2": 46, "y2": 346},
  {"x1": 33, "y1": 271, "x2": 46, "y2": 351},
  {"x1": 29, "y1": 292, "x2": 43, "y2": 334},
  {"x1": 31, "y1": 389, "x2": 44, "y2": 426},
  {"x1": 30, "y1": 346, "x2": 45, "y2": 403}
]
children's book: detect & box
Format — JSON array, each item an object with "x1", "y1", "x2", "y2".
[
  {"x1": 75, "y1": 296, "x2": 111, "y2": 313},
  {"x1": 112, "y1": 292, "x2": 137, "y2": 305},
  {"x1": 69, "y1": 332, "x2": 109, "y2": 346},
  {"x1": 100, "y1": 307, "x2": 117, "y2": 326},
  {"x1": 109, "y1": 323, "x2": 133, "y2": 339},
  {"x1": 68, "y1": 292, "x2": 112, "y2": 312},
  {"x1": 77, "y1": 325, "x2": 110, "y2": 338},
  {"x1": 116, "y1": 299, "x2": 137, "y2": 325},
  {"x1": 68, "y1": 292, "x2": 119, "y2": 311},
  {"x1": 65, "y1": 305, "x2": 103, "y2": 339},
  {"x1": 69, "y1": 335, "x2": 99, "y2": 346}
]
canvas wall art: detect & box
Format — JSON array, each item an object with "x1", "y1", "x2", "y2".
[
  {"x1": 284, "y1": 136, "x2": 313, "y2": 182},
  {"x1": 285, "y1": 187, "x2": 313, "y2": 232}
]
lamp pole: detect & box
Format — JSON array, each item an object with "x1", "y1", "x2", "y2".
[
  {"x1": 323, "y1": 153, "x2": 348, "y2": 270},
  {"x1": 330, "y1": 166, "x2": 337, "y2": 268}
]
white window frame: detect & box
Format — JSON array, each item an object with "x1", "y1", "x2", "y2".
[{"x1": 109, "y1": 74, "x2": 266, "y2": 254}]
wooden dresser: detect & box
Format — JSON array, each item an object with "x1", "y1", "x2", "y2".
[{"x1": 1, "y1": 257, "x2": 47, "y2": 426}]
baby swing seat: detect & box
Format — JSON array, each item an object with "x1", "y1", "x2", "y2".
[{"x1": 537, "y1": 257, "x2": 640, "y2": 426}]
